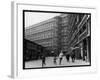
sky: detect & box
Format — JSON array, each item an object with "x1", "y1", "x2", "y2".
[{"x1": 25, "y1": 12, "x2": 60, "y2": 28}]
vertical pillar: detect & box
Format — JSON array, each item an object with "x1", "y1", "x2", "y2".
[
  {"x1": 80, "y1": 42, "x2": 83, "y2": 59},
  {"x1": 86, "y1": 18, "x2": 90, "y2": 62},
  {"x1": 86, "y1": 38, "x2": 89, "y2": 62},
  {"x1": 81, "y1": 47, "x2": 83, "y2": 59}
]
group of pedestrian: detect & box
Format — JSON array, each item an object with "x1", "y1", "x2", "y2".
[
  {"x1": 53, "y1": 50, "x2": 64, "y2": 65},
  {"x1": 41, "y1": 50, "x2": 64, "y2": 67},
  {"x1": 53, "y1": 50, "x2": 76, "y2": 65},
  {"x1": 41, "y1": 50, "x2": 76, "y2": 67}
]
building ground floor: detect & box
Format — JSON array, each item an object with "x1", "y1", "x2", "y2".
[
  {"x1": 72, "y1": 36, "x2": 91, "y2": 63},
  {"x1": 24, "y1": 34, "x2": 91, "y2": 63},
  {"x1": 25, "y1": 56, "x2": 90, "y2": 68}
]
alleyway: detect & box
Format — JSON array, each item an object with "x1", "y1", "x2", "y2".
[{"x1": 25, "y1": 56, "x2": 90, "y2": 68}]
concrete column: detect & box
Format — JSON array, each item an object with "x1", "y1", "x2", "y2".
[
  {"x1": 86, "y1": 19, "x2": 90, "y2": 62},
  {"x1": 80, "y1": 42, "x2": 83, "y2": 59},
  {"x1": 86, "y1": 38, "x2": 89, "y2": 62},
  {"x1": 81, "y1": 47, "x2": 83, "y2": 58}
]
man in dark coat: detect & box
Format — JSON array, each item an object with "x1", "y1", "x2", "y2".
[
  {"x1": 42, "y1": 55, "x2": 46, "y2": 67},
  {"x1": 71, "y1": 50, "x2": 75, "y2": 62},
  {"x1": 66, "y1": 54, "x2": 70, "y2": 62}
]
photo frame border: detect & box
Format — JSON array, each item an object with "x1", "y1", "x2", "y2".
[
  {"x1": 11, "y1": 1, "x2": 97, "y2": 78},
  {"x1": 23, "y1": 10, "x2": 91, "y2": 69}
]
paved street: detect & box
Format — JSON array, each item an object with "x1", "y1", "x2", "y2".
[{"x1": 25, "y1": 56, "x2": 90, "y2": 68}]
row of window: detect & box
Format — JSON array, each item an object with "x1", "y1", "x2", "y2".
[
  {"x1": 37, "y1": 40, "x2": 57, "y2": 47},
  {"x1": 61, "y1": 16, "x2": 69, "y2": 24},
  {"x1": 26, "y1": 27, "x2": 53, "y2": 35},
  {"x1": 61, "y1": 28, "x2": 70, "y2": 36},
  {"x1": 26, "y1": 31, "x2": 55, "y2": 41},
  {"x1": 25, "y1": 21, "x2": 57, "y2": 35}
]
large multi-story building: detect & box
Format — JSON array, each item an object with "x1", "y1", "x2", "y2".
[
  {"x1": 25, "y1": 17, "x2": 58, "y2": 52},
  {"x1": 59, "y1": 14, "x2": 77, "y2": 52},
  {"x1": 25, "y1": 14, "x2": 76, "y2": 54},
  {"x1": 68, "y1": 13, "x2": 91, "y2": 62}
]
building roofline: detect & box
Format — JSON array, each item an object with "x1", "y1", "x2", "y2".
[{"x1": 25, "y1": 14, "x2": 61, "y2": 30}]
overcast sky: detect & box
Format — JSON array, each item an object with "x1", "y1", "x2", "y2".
[{"x1": 25, "y1": 12, "x2": 60, "y2": 28}]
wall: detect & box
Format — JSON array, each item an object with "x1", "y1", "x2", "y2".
[{"x1": 0, "y1": 0, "x2": 100, "y2": 80}]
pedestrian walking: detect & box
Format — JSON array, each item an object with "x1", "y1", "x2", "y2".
[
  {"x1": 83, "y1": 49, "x2": 87, "y2": 61},
  {"x1": 66, "y1": 54, "x2": 70, "y2": 62},
  {"x1": 59, "y1": 50, "x2": 63, "y2": 65},
  {"x1": 71, "y1": 50, "x2": 75, "y2": 62},
  {"x1": 53, "y1": 55, "x2": 57, "y2": 65},
  {"x1": 42, "y1": 55, "x2": 46, "y2": 67}
]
